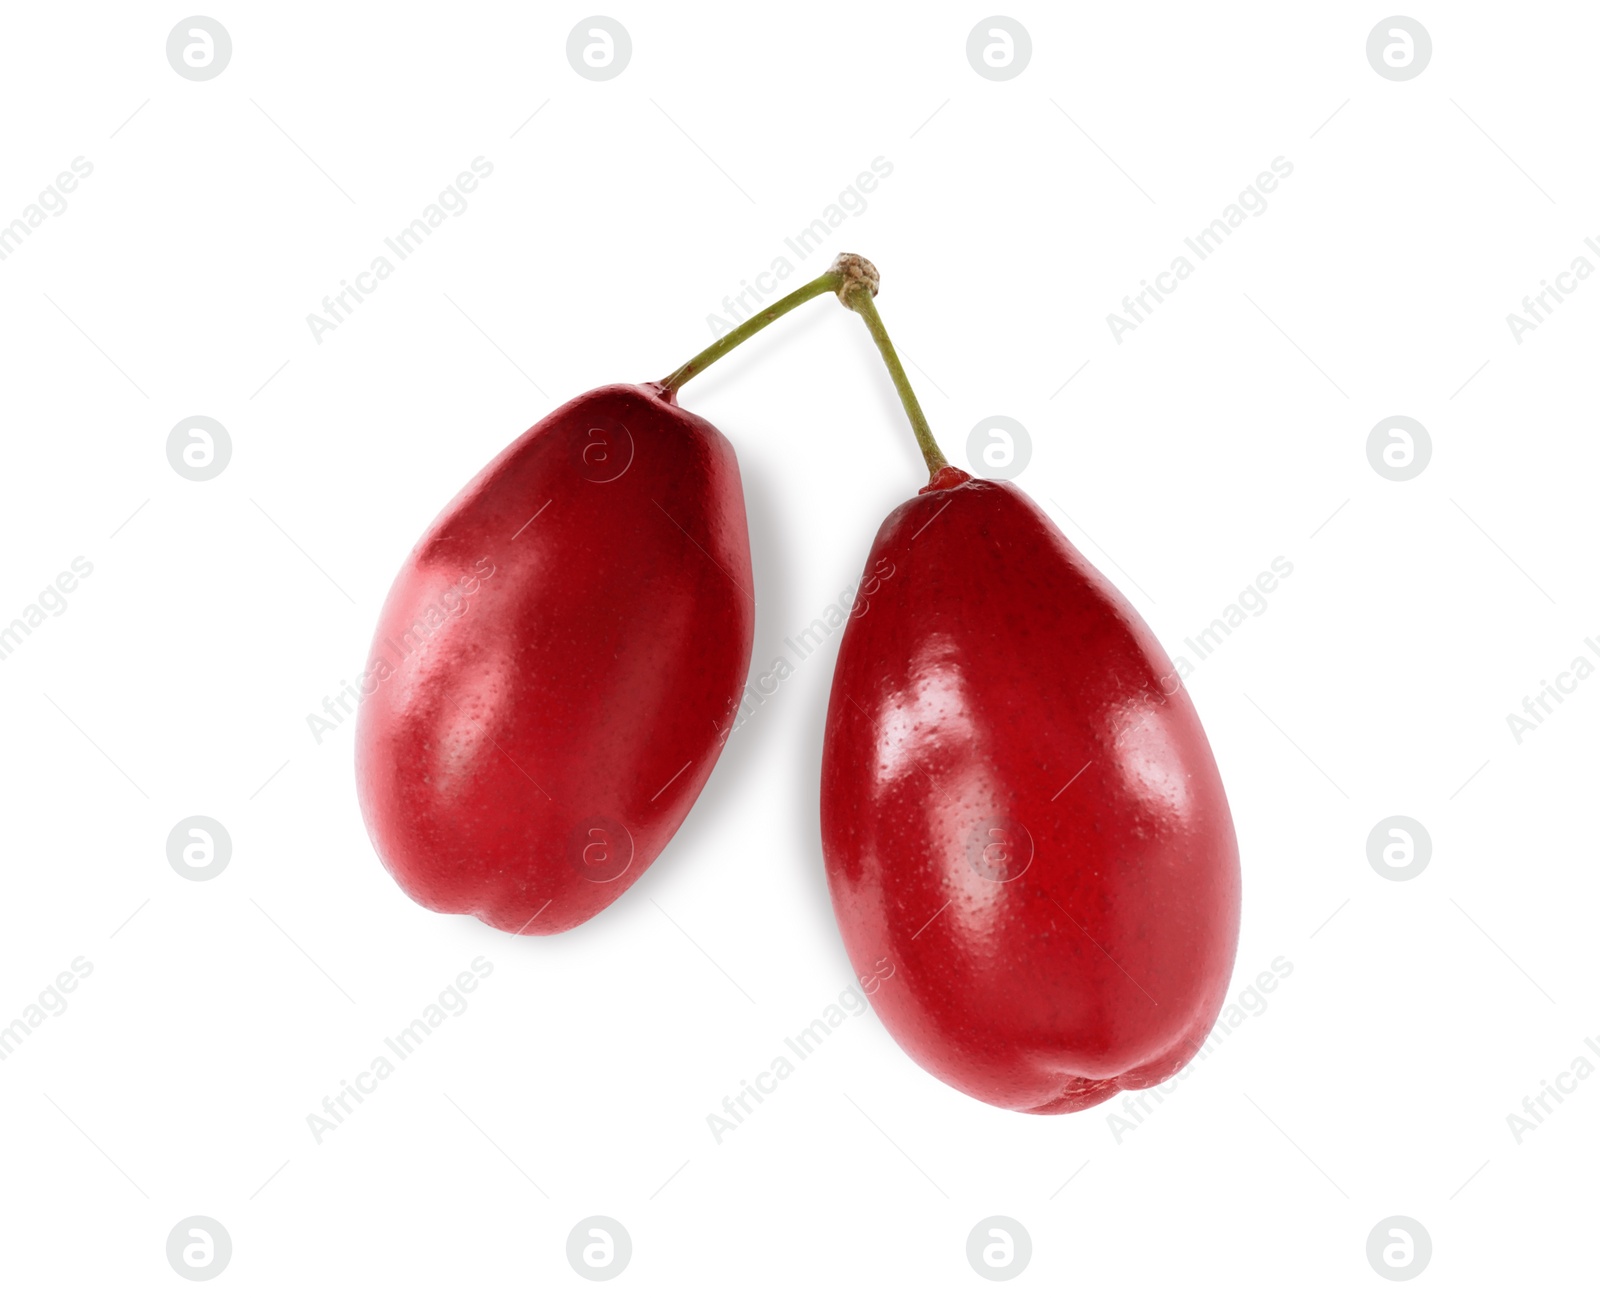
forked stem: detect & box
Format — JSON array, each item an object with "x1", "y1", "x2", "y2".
[{"x1": 661, "y1": 252, "x2": 954, "y2": 485}]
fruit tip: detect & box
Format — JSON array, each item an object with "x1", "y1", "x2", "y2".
[{"x1": 920, "y1": 465, "x2": 972, "y2": 494}]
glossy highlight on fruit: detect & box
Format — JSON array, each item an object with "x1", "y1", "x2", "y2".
[
  {"x1": 820, "y1": 469, "x2": 1240, "y2": 1113},
  {"x1": 356, "y1": 383, "x2": 754, "y2": 935}
]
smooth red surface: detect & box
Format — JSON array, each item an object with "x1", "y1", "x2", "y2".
[
  {"x1": 820, "y1": 473, "x2": 1240, "y2": 1113},
  {"x1": 356, "y1": 383, "x2": 754, "y2": 935}
]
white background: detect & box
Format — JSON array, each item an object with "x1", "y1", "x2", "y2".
[{"x1": 1, "y1": 2, "x2": 1595, "y2": 1291}]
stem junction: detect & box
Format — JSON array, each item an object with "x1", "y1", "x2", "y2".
[{"x1": 660, "y1": 252, "x2": 954, "y2": 486}]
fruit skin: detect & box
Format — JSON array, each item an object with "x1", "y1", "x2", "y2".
[
  {"x1": 820, "y1": 471, "x2": 1239, "y2": 1113},
  {"x1": 356, "y1": 383, "x2": 754, "y2": 935}
]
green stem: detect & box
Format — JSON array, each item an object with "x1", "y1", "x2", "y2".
[
  {"x1": 840, "y1": 285, "x2": 949, "y2": 477},
  {"x1": 661, "y1": 270, "x2": 843, "y2": 392}
]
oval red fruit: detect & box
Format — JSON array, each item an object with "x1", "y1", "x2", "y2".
[
  {"x1": 821, "y1": 474, "x2": 1240, "y2": 1112},
  {"x1": 357, "y1": 383, "x2": 754, "y2": 935}
]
